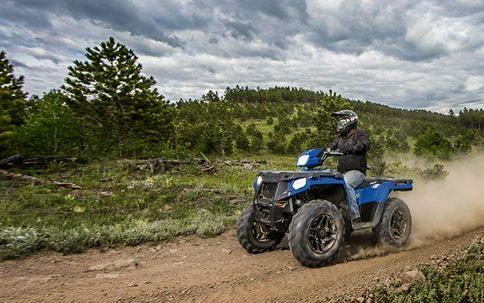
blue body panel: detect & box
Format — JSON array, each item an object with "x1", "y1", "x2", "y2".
[
  {"x1": 254, "y1": 149, "x2": 413, "y2": 205},
  {"x1": 356, "y1": 181, "x2": 412, "y2": 205},
  {"x1": 296, "y1": 148, "x2": 323, "y2": 169},
  {"x1": 283, "y1": 173, "x2": 413, "y2": 205}
]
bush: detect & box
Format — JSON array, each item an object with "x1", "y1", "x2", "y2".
[
  {"x1": 369, "y1": 239, "x2": 483, "y2": 302},
  {"x1": 16, "y1": 91, "x2": 84, "y2": 156},
  {"x1": 415, "y1": 128, "x2": 455, "y2": 160},
  {"x1": 418, "y1": 164, "x2": 448, "y2": 180}
]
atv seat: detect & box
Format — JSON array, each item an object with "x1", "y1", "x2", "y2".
[
  {"x1": 356, "y1": 178, "x2": 378, "y2": 189},
  {"x1": 356, "y1": 177, "x2": 413, "y2": 189}
]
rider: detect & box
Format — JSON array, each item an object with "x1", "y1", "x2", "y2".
[{"x1": 327, "y1": 110, "x2": 370, "y2": 223}]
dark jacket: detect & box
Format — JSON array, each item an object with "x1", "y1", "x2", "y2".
[{"x1": 328, "y1": 128, "x2": 370, "y2": 175}]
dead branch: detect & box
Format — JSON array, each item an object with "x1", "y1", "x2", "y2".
[
  {"x1": 0, "y1": 154, "x2": 78, "y2": 168},
  {"x1": 0, "y1": 154, "x2": 23, "y2": 167},
  {"x1": 0, "y1": 169, "x2": 81, "y2": 190}
]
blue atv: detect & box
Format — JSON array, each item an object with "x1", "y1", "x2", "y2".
[{"x1": 236, "y1": 149, "x2": 413, "y2": 267}]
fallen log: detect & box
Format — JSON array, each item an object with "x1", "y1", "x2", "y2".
[
  {"x1": 0, "y1": 154, "x2": 23, "y2": 167},
  {"x1": 0, "y1": 169, "x2": 81, "y2": 190},
  {"x1": 0, "y1": 154, "x2": 78, "y2": 168}
]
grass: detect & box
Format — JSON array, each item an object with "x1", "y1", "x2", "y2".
[
  {"x1": 0, "y1": 155, "x2": 293, "y2": 259},
  {"x1": 368, "y1": 237, "x2": 483, "y2": 302}
]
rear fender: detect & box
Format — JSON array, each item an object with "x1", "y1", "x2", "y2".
[{"x1": 356, "y1": 181, "x2": 413, "y2": 205}]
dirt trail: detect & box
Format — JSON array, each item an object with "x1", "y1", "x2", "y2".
[{"x1": 1, "y1": 226, "x2": 482, "y2": 303}]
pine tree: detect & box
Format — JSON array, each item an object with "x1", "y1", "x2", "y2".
[
  {"x1": 62, "y1": 37, "x2": 174, "y2": 155},
  {"x1": 0, "y1": 50, "x2": 27, "y2": 155},
  {"x1": 312, "y1": 93, "x2": 352, "y2": 146}
]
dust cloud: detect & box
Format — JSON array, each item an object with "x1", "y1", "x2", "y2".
[
  {"x1": 406, "y1": 153, "x2": 484, "y2": 247},
  {"x1": 347, "y1": 154, "x2": 484, "y2": 260}
]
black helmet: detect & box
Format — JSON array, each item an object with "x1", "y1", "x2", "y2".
[{"x1": 332, "y1": 110, "x2": 358, "y2": 134}]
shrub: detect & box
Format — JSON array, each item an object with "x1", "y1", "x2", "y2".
[
  {"x1": 16, "y1": 91, "x2": 84, "y2": 156},
  {"x1": 415, "y1": 128, "x2": 455, "y2": 160}
]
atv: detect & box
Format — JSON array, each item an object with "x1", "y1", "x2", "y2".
[{"x1": 236, "y1": 148, "x2": 413, "y2": 267}]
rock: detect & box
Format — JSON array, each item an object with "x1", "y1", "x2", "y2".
[
  {"x1": 95, "y1": 273, "x2": 120, "y2": 279},
  {"x1": 356, "y1": 296, "x2": 365, "y2": 302},
  {"x1": 129, "y1": 283, "x2": 138, "y2": 287},
  {"x1": 222, "y1": 249, "x2": 232, "y2": 255},
  {"x1": 400, "y1": 283, "x2": 410, "y2": 292},
  {"x1": 87, "y1": 259, "x2": 140, "y2": 271},
  {"x1": 113, "y1": 259, "x2": 140, "y2": 270},
  {"x1": 98, "y1": 190, "x2": 113, "y2": 197},
  {"x1": 401, "y1": 270, "x2": 425, "y2": 284}
]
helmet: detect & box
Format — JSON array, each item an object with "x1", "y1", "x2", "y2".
[{"x1": 332, "y1": 110, "x2": 358, "y2": 134}]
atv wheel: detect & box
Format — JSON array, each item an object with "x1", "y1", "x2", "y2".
[
  {"x1": 289, "y1": 200, "x2": 345, "y2": 267},
  {"x1": 373, "y1": 198, "x2": 412, "y2": 247},
  {"x1": 236, "y1": 204, "x2": 284, "y2": 253}
]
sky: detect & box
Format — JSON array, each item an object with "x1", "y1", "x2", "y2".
[{"x1": 1, "y1": 0, "x2": 483, "y2": 113}]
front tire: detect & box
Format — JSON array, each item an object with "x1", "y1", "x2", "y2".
[
  {"x1": 373, "y1": 198, "x2": 412, "y2": 247},
  {"x1": 236, "y1": 204, "x2": 284, "y2": 253},
  {"x1": 288, "y1": 200, "x2": 345, "y2": 267}
]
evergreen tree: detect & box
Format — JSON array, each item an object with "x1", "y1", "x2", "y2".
[
  {"x1": 246, "y1": 122, "x2": 264, "y2": 151},
  {"x1": 0, "y1": 114, "x2": 14, "y2": 155},
  {"x1": 0, "y1": 51, "x2": 27, "y2": 155},
  {"x1": 312, "y1": 94, "x2": 352, "y2": 146},
  {"x1": 62, "y1": 37, "x2": 174, "y2": 155},
  {"x1": 0, "y1": 51, "x2": 27, "y2": 125}
]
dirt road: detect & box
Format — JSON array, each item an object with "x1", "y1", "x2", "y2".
[{"x1": 1, "y1": 226, "x2": 482, "y2": 303}]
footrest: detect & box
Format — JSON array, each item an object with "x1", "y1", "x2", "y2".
[{"x1": 352, "y1": 221, "x2": 374, "y2": 230}]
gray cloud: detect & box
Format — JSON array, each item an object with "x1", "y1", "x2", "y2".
[{"x1": 0, "y1": 0, "x2": 483, "y2": 111}]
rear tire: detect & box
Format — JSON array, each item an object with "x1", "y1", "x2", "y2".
[
  {"x1": 373, "y1": 198, "x2": 412, "y2": 247},
  {"x1": 288, "y1": 200, "x2": 345, "y2": 267},
  {"x1": 236, "y1": 204, "x2": 284, "y2": 253}
]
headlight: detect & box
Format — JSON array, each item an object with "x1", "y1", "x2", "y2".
[
  {"x1": 256, "y1": 176, "x2": 263, "y2": 186},
  {"x1": 292, "y1": 178, "x2": 307, "y2": 190},
  {"x1": 297, "y1": 154, "x2": 309, "y2": 166}
]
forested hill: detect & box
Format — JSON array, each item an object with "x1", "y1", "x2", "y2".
[
  {"x1": 221, "y1": 85, "x2": 455, "y2": 126},
  {"x1": 174, "y1": 85, "x2": 481, "y2": 159},
  {"x1": 1, "y1": 38, "x2": 482, "y2": 162}
]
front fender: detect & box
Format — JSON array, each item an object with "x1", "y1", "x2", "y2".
[{"x1": 287, "y1": 176, "x2": 346, "y2": 197}]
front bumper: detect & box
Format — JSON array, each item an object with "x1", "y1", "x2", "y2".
[{"x1": 252, "y1": 170, "x2": 340, "y2": 224}]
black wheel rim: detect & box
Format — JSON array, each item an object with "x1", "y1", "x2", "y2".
[
  {"x1": 252, "y1": 221, "x2": 273, "y2": 243},
  {"x1": 307, "y1": 214, "x2": 338, "y2": 254},
  {"x1": 390, "y1": 208, "x2": 408, "y2": 240}
]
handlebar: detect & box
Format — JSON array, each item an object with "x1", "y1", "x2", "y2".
[
  {"x1": 320, "y1": 150, "x2": 343, "y2": 163},
  {"x1": 324, "y1": 150, "x2": 343, "y2": 156}
]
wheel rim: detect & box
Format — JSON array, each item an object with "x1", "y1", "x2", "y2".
[
  {"x1": 390, "y1": 208, "x2": 408, "y2": 240},
  {"x1": 307, "y1": 214, "x2": 338, "y2": 254},
  {"x1": 252, "y1": 221, "x2": 273, "y2": 243}
]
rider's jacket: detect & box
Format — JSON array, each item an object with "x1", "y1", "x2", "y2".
[{"x1": 328, "y1": 128, "x2": 370, "y2": 175}]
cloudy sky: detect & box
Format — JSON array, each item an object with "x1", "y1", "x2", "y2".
[{"x1": 1, "y1": 0, "x2": 484, "y2": 112}]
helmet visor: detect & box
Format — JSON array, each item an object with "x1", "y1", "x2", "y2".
[{"x1": 337, "y1": 117, "x2": 352, "y2": 128}]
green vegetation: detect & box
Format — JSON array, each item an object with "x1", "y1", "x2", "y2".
[
  {"x1": 0, "y1": 50, "x2": 27, "y2": 155},
  {"x1": 369, "y1": 238, "x2": 483, "y2": 302},
  {"x1": 0, "y1": 158, "x2": 277, "y2": 259},
  {"x1": 0, "y1": 37, "x2": 483, "y2": 258}
]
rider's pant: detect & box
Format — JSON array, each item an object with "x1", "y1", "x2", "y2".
[{"x1": 343, "y1": 170, "x2": 365, "y2": 220}]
